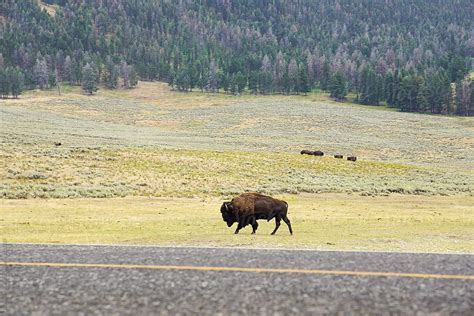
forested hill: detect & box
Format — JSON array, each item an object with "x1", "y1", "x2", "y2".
[{"x1": 1, "y1": 0, "x2": 473, "y2": 115}]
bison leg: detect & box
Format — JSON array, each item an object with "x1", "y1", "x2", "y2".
[
  {"x1": 234, "y1": 223, "x2": 242, "y2": 234},
  {"x1": 282, "y1": 215, "x2": 293, "y2": 235},
  {"x1": 271, "y1": 216, "x2": 281, "y2": 235},
  {"x1": 251, "y1": 217, "x2": 258, "y2": 234},
  {"x1": 234, "y1": 218, "x2": 245, "y2": 234}
]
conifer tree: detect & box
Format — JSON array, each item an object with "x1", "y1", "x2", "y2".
[
  {"x1": 121, "y1": 61, "x2": 130, "y2": 88},
  {"x1": 34, "y1": 58, "x2": 49, "y2": 89},
  {"x1": 103, "y1": 56, "x2": 119, "y2": 89},
  {"x1": 320, "y1": 60, "x2": 331, "y2": 90},
  {"x1": 129, "y1": 65, "x2": 138, "y2": 88},
  {"x1": 248, "y1": 71, "x2": 258, "y2": 94},
  {"x1": 298, "y1": 66, "x2": 310, "y2": 95},
  {"x1": 287, "y1": 59, "x2": 299, "y2": 94},
  {"x1": 329, "y1": 72, "x2": 347, "y2": 100},
  {"x1": 81, "y1": 63, "x2": 98, "y2": 95},
  {"x1": 0, "y1": 68, "x2": 10, "y2": 98},
  {"x1": 9, "y1": 67, "x2": 24, "y2": 98},
  {"x1": 259, "y1": 55, "x2": 273, "y2": 94},
  {"x1": 206, "y1": 59, "x2": 218, "y2": 93},
  {"x1": 235, "y1": 71, "x2": 246, "y2": 94}
]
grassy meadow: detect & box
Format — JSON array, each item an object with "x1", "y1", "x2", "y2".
[
  {"x1": 1, "y1": 82, "x2": 473, "y2": 252},
  {"x1": 2, "y1": 194, "x2": 473, "y2": 253}
]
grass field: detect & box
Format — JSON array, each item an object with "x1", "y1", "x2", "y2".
[
  {"x1": 2, "y1": 194, "x2": 473, "y2": 253},
  {"x1": 1, "y1": 82, "x2": 473, "y2": 252}
]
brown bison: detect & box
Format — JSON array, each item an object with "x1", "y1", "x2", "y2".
[
  {"x1": 334, "y1": 154, "x2": 343, "y2": 159},
  {"x1": 220, "y1": 193, "x2": 293, "y2": 235},
  {"x1": 347, "y1": 156, "x2": 357, "y2": 162},
  {"x1": 301, "y1": 150, "x2": 324, "y2": 156}
]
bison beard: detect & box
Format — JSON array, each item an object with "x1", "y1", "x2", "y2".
[{"x1": 220, "y1": 193, "x2": 293, "y2": 235}]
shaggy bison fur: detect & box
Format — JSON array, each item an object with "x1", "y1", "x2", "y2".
[{"x1": 220, "y1": 193, "x2": 293, "y2": 235}]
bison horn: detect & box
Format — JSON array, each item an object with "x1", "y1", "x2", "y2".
[{"x1": 224, "y1": 202, "x2": 229, "y2": 212}]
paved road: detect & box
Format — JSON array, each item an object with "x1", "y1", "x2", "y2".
[{"x1": 1, "y1": 244, "x2": 473, "y2": 315}]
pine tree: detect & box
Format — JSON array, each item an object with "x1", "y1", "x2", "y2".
[
  {"x1": 396, "y1": 75, "x2": 425, "y2": 112},
  {"x1": 384, "y1": 71, "x2": 395, "y2": 106},
  {"x1": 287, "y1": 58, "x2": 299, "y2": 94},
  {"x1": 426, "y1": 70, "x2": 451, "y2": 114},
  {"x1": 9, "y1": 67, "x2": 24, "y2": 98},
  {"x1": 81, "y1": 63, "x2": 98, "y2": 95},
  {"x1": 417, "y1": 79, "x2": 429, "y2": 113},
  {"x1": 329, "y1": 72, "x2": 347, "y2": 100},
  {"x1": 175, "y1": 67, "x2": 191, "y2": 91},
  {"x1": 248, "y1": 71, "x2": 258, "y2": 94},
  {"x1": 129, "y1": 65, "x2": 138, "y2": 88},
  {"x1": 228, "y1": 74, "x2": 237, "y2": 95},
  {"x1": 34, "y1": 58, "x2": 49, "y2": 89},
  {"x1": 121, "y1": 61, "x2": 130, "y2": 88},
  {"x1": 103, "y1": 56, "x2": 119, "y2": 89},
  {"x1": 447, "y1": 56, "x2": 467, "y2": 82},
  {"x1": 63, "y1": 56, "x2": 73, "y2": 84},
  {"x1": 235, "y1": 71, "x2": 246, "y2": 94},
  {"x1": 358, "y1": 66, "x2": 379, "y2": 105},
  {"x1": 274, "y1": 52, "x2": 286, "y2": 91},
  {"x1": 259, "y1": 55, "x2": 273, "y2": 94},
  {"x1": 219, "y1": 72, "x2": 230, "y2": 93},
  {"x1": 0, "y1": 68, "x2": 10, "y2": 98},
  {"x1": 206, "y1": 59, "x2": 218, "y2": 93},
  {"x1": 396, "y1": 76, "x2": 413, "y2": 112},
  {"x1": 48, "y1": 71, "x2": 57, "y2": 89},
  {"x1": 455, "y1": 79, "x2": 472, "y2": 116},
  {"x1": 320, "y1": 60, "x2": 331, "y2": 90},
  {"x1": 298, "y1": 66, "x2": 310, "y2": 95}
]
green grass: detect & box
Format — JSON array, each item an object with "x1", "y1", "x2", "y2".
[
  {"x1": 1, "y1": 194, "x2": 473, "y2": 253},
  {"x1": 2, "y1": 81, "x2": 474, "y2": 252},
  {"x1": 1, "y1": 146, "x2": 471, "y2": 199}
]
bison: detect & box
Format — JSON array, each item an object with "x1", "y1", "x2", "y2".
[
  {"x1": 347, "y1": 156, "x2": 357, "y2": 162},
  {"x1": 220, "y1": 193, "x2": 293, "y2": 235},
  {"x1": 334, "y1": 154, "x2": 343, "y2": 159},
  {"x1": 300, "y1": 150, "x2": 314, "y2": 155},
  {"x1": 313, "y1": 150, "x2": 324, "y2": 156}
]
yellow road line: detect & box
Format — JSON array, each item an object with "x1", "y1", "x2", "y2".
[{"x1": 2, "y1": 262, "x2": 473, "y2": 280}]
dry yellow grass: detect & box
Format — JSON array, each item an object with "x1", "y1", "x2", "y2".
[
  {"x1": 1, "y1": 194, "x2": 473, "y2": 253},
  {"x1": 3, "y1": 82, "x2": 473, "y2": 253}
]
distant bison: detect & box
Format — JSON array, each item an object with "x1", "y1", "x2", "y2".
[
  {"x1": 300, "y1": 150, "x2": 314, "y2": 155},
  {"x1": 220, "y1": 193, "x2": 293, "y2": 235},
  {"x1": 334, "y1": 154, "x2": 343, "y2": 159},
  {"x1": 301, "y1": 150, "x2": 324, "y2": 156},
  {"x1": 347, "y1": 156, "x2": 357, "y2": 162}
]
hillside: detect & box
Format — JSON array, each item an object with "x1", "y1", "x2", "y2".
[
  {"x1": 0, "y1": 0, "x2": 473, "y2": 115},
  {"x1": 1, "y1": 82, "x2": 473, "y2": 199}
]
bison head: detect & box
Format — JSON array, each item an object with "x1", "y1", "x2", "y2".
[{"x1": 220, "y1": 202, "x2": 235, "y2": 227}]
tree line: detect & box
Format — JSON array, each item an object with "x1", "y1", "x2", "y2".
[{"x1": 0, "y1": 0, "x2": 473, "y2": 114}]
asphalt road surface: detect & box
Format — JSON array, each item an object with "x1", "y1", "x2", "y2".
[{"x1": 1, "y1": 244, "x2": 473, "y2": 315}]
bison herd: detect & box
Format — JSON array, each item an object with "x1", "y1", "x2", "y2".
[
  {"x1": 219, "y1": 150, "x2": 360, "y2": 234},
  {"x1": 301, "y1": 150, "x2": 357, "y2": 162},
  {"x1": 220, "y1": 193, "x2": 293, "y2": 235}
]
